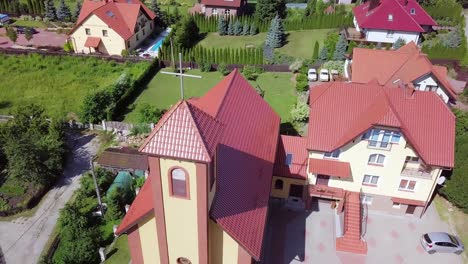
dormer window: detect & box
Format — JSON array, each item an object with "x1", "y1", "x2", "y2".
[
  {"x1": 388, "y1": 14, "x2": 393, "y2": 21},
  {"x1": 285, "y1": 153, "x2": 293, "y2": 166},
  {"x1": 410, "y1": 8, "x2": 415, "y2": 15}
]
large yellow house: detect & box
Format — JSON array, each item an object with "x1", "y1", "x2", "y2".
[
  {"x1": 115, "y1": 72, "x2": 455, "y2": 262},
  {"x1": 68, "y1": 0, "x2": 156, "y2": 55}
]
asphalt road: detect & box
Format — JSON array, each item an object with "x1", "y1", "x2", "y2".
[{"x1": 0, "y1": 132, "x2": 99, "y2": 264}]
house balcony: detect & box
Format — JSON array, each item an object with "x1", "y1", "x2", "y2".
[
  {"x1": 309, "y1": 185, "x2": 345, "y2": 200},
  {"x1": 401, "y1": 165, "x2": 432, "y2": 180},
  {"x1": 343, "y1": 27, "x2": 366, "y2": 41}
]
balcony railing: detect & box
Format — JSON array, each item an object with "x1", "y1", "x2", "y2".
[
  {"x1": 401, "y1": 165, "x2": 432, "y2": 179},
  {"x1": 309, "y1": 185, "x2": 345, "y2": 200},
  {"x1": 367, "y1": 140, "x2": 393, "y2": 151}
]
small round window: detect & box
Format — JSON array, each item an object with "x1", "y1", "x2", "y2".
[{"x1": 177, "y1": 257, "x2": 192, "y2": 264}]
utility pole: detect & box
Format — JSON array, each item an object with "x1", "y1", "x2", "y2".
[
  {"x1": 170, "y1": 37, "x2": 175, "y2": 70},
  {"x1": 90, "y1": 159, "x2": 103, "y2": 216},
  {"x1": 161, "y1": 52, "x2": 202, "y2": 100}
]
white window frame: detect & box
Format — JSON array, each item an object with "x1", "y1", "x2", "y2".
[
  {"x1": 368, "y1": 154, "x2": 386, "y2": 166},
  {"x1": 362, "y1": 129, "x2": 401, "y2": 148},
  {"x1": 405, "y1": 156, "x2": 420, "y2": 163},
  {"x1": 212, "y1": 8, "x2": 218, "y2": 15},
  {"x1": 410, "y1": 8, "x2": 415, "y2": 15},
  {"x1": 392, "y1": 202, "x2": 401, "y2": 208},
  {"x1": 362, "y1": 174, "x2": 379, "y2": 186},
  {"x1": 102, "y1": 30, "x2": 108, "y2": 37},
  {"x1": 85, "y1": 28, "x2": 91, "y2": 35},
  {"x1": 224, "y1": 9, "x2": 230, "y2": 16},
  {"x1": 324, "y1": 149, "x2": 341, "y2": 159},
  {"x1": 388, "y1": 14, "x2": 393, "y2": 21},
  {"x1": 398, "y1": 178, "x2": 417, "y2": 192},
  {"x1": 387, "y1": 30, "x2": 394, "y2": 38},
  {"x1": 361, "y1": 195, "x2": 373, "y2": 205}
]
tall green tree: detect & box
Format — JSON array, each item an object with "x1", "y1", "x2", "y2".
[
  {"x1": 317, "y1": 46, "x2": 328, "y2": 64},
  {"x1": 73, "y1": 1, "x2": 81, "y2": 21},
  {"x1": 149, "y1": 0, "x2": 164, "y2": 27},
  {"x1": 255, "y1": 0, "x2": 280, "y2": 21},
  {"x1": 312, "y1": 41, "x2": 319, "y2": 61},
  {"x1": 174, "y1": 16, "x2": 199, "y2": 49},
  {"x1": 44, "y1": 0, "x2": 57, "y2": 20},
  {"x1": 218, "y1": 16, "x2": 227, "y2": 35},
  {"x1": 304, "y1": 0, "x2": 317, "y2": 16},
  {"x1": 265, "y1": 15, "x2": 286, "y2": 48},
  {"x1": 5, "y1": 26, "x2": 17, "y2": 43},
  {"x1": 56, "y1": 0, "x2": 71, "y2": 21},
  {"x1": 315, "y1": 0, "x2": 327, "y2": 14},
  {"x1": 242, "y1": 22, "x2": 249, "y2": 35},
  {"x1": 24, "y1": 27, "x2": 34, "y2": 42},
  {"x1": 250, "y1": 23, "x2": 258, "y2": 35},
  {"x1": 233, "y1": 20, "x2": 242, "y2": 35},
  {"x1": 227, "y1": 19, "x2": 234, "y2": 35},
  {"x1": 333, "y1": 33, "x2": 347, "y2": 60}
]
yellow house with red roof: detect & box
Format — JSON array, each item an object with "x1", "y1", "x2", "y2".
[
  {"x1": 115, "y1": 68, "x2": 455, "y2": 262},
  {"x1": 68, "y1": 0, "x2": 156, "y2": 55}
]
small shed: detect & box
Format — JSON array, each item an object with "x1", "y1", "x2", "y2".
[
  {"x1": 0, "y1": 14, "x2": 10, "y2": 26},
  {"x1": 97, "y1": 147, "x2": 148, "y2": 176}
]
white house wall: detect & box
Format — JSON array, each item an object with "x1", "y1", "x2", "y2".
[
  {"x1": 365, "y1": 29, "x2": 420, "y2": 45},
  {"x1": 415, "y1": 75, "x2": 450, "y2": 103}
]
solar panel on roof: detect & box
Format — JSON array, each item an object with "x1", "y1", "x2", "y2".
[
  {"x1": 285, "y1": 153, "x2": 293, "y2": 166},
  {"x1": 106, "y1": 10, "x2": 115, "y2": 17}
]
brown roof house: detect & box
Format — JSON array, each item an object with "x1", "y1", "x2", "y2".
[{"x1": 190, "y1": 0, "x2": 248, "y2": 16}]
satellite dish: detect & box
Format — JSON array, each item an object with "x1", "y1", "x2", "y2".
[{"x1": 437, "y1": 176, "x2": 446, "y2": 185}]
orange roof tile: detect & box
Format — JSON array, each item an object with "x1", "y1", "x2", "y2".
[
  {"x1": 351, "y1": 42, "x2": 457, "y2": 101},
  {"x1": 308, "y1": 158, "x2": 351, "y2": 178},
  {"x1": 307, "y1": 82, "x2": 455, "y2": 168}
]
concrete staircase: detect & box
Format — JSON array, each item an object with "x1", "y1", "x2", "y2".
[{"x1": 336, "y1": 192, "x2": 368, "y2": 254}]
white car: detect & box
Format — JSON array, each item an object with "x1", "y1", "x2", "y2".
[
  {"x1": 307, "y1": 68, "x2": 317, "y2": 81},
  {"x1": 319, "y1": 69, "x2": 330, "y2": 82}
]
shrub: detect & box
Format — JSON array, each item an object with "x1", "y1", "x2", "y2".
[
  {"x1": 63, "y1": 41, "x2": 73, "y2": 52},
  {"x1": 131, "y1": 123, "x2": 152, "y2": 135},
  {"x1": 393, "y1": 38, "x2": 406, "y2": 49},
  {"x1": 296, "y1": 73, "x2": 307, "y2": 82},
  {"x1": 0, "y1": 198, "x2": 10, "y2": 211},
  {"x1": 0, "y1": 184, "x2": 26, "y2": 196},
  {"x1": 137, "y1": 103, "x2": 165, "y2": 124},
  {"x1": 322, "y1": 60, "x2": 345, "y2": 75},
  {"x1": 441, "y1": 28, "x2": 462, "y2": 48},
  {"x1": 295, "y1": 80, "x2": 309, "y2": 92},
  {"x1": 121, "y1": 49, "x2": 129, "y2": 57},
  {"x1": 242, "y1": 65, "x2": 262, "y2": 80},
  {"x1": 134, "y1": 177, "x2": 145, "y2": 189},
  {"x1": 289, "y1": 60, "x2": 303, "y2": 73},
  {"x1": 200, "y1": 61, "x2": 212, "y2": 72},
  {"x1": 290, "y1": 100, "x2": 309, "y2": 122},
  {"x1": 217, "y1": 63, "x2": 231, "y2": 76},
  {"x1": 250, "y1": 23, "x2": 258, "y2": 35}
]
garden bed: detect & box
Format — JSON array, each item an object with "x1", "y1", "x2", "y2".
[{"x1": 0, "y1": 175, "x2": 47, "y2": 216}]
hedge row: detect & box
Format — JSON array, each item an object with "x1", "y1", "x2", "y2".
[
  {"x1": 422, "y1": 37, "x2": 467, "y2": 60},
  {"x1": 193, "y1": 13, "x2": 353, "y2": 33},
  {"x1": 159, "y1": 45, "x2": 264, "y2": 65},
  {"x1": 0, "y1": 0, "x2": 44, "y2": 16}
]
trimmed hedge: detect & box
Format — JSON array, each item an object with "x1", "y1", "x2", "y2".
[{"x1": 193, "y1": 13, "x2": 353, "y2": 33}]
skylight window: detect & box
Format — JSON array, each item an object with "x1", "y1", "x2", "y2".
[
  {"x1": 106, "y1": 10, "x2": 115, "y2": 18},
  {"x1": 285, "y1": 153, "x2": 293, "y2": 166},
  {"x1": 388, "y1": 14, "x2": 393, "y2": 21},
  {"x1": 410, "y1": 8, "x2": 415, "y2": 15}
]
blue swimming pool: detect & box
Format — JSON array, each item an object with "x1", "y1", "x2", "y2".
[{"x1": 150, "y1": 38, "x2": 164, "y2": 52}]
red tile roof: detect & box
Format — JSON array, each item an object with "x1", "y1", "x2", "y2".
[
  {"x1": 138, "y1": 69, "x2": 280, "y2": 260},
  {"x1": 273, "y1": 135, "x2": 308, "y2": 180},
  {"x1": 353, "y1": 0, "x2": 435, "y2": 32},
  {"x1": 391, "y1": 197, "x2": 426, "y2": 206},
  {"x1": 307, "y1": 82, "x2": 455, "y2": 168},
  {"x1": 351, "y1": 42, "x2": 457, "y2": 101},
  {"x1": 201, "y1": 0, "x2": 243, "y2": 8},
  {"x1": 139, "y1": 101, "x2": 224, "y2": 163},
  {"x1": 308, "y1": 158, "x2": 351, "y2": 178},
  {"x1": 115, "y1": 177, "x2": 154, "y2": 234},
  {"x1": 84, "y1": 36, "x2": 101, "y2": 48},
  {"x1": 69, "y1": 0, "x2": 156, "y2": 40}
]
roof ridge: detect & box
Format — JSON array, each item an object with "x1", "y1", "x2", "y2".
[
  {"x1": 309, "y1": 82, "x2": 333, "y2": 105},
  {"x1": 213, "y1": 69, "x2": 239, "y2": 117},
  {"x1": 384, "y1": 50, "x2": 418, "y2": 85}
]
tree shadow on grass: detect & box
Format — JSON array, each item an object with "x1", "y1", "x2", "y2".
[
  {"x1": 106, "y1": 248, "x2": 118, "y2": 259},
  {"x1": 0, "y1": 101, "x2": 11, "y2": 110}
]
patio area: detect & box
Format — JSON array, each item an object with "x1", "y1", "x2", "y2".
[{"x1": 343, "y1": 28, "x2": 365, "y2": 41}]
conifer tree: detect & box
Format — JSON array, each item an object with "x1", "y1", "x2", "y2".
[
  {"x1": 265, "y1": 15, "x2": 286, "y2": 48},
  {"x1": 255, "y1": 0, "x2": 279, "y2": 21},
  {"x1": 149, "y1": 0, "x2": 164, "y2": 27},
  {"x1": 312, "y1": 41, "x2": 319, "y2": 61},
  {"x1": 234, "y1": 20, "x2": 242, "y2": 36},
  {"x1": 393, "y1": 37, "x2": 406, "y2": 49},
  {"x1": 73, "y1": 1, "x2": 81, "y2": 21},
  {"x1": 242, "y1": 22, "x2": 249, "y2": 35},
  {"x1": 44, "y1": 0, "x2": 57, "y2": 20},
  {"x1": 56, "y1": 0, "x2": 71, "y2": 21},
  {"x1": 227, "y1": 19, "x2": 234, "y2": 35},
  {"x1": 218, "y1": 16, "x2": 227, "y2": 35},
  {"x1": 304, "y1": 0, "x2": 317, "y2": 17},
  {"x1": 250, "y1": 23, "x2": 258, "y2": 35},
  {"x1": 317, "y1": 46, "x2": 328, "y2": 64},
  {"x1": 332, "y1": 33, "x2": 347, "y2": 60}
]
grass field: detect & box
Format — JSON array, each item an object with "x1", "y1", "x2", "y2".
[
  {"x1": 105, "y1": 235, "x2": 130, "y2": 264},
  {"x1": 198, "y1": 29, "x2": 333, "y2": 59},
  {"x1": 11, "y1": 19, "x2": 47, "y2": 28},
  {"x1": 124, "y1": 69, "x2": 297, "y2": 123},
  {"x1": 0, "y1": 54, "x2": 150, "y2": 119}
]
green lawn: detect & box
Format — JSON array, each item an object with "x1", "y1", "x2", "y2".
[
  {"x1": 12, "y1": 19, "x2": 47, "y2": 28},
  {"x1": 0, "y1": 54, "x2": 150, "y2": 119},
  {"x1": 198, "y1": 29, "x2": 333, "y2": 59},
  {"x1": 105, "y1": 235, "x2": 130, "y2": 264},
  {"x1": 124, "y1": 69, "x2": 297, "y2": 123}
]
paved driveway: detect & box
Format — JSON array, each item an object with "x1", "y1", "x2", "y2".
[
  {"x1": 0, "y1": 133, "x2": 99, "y2": 264},
  {"x1": 0, "y1": 28, "x2": 67, "y2": 48},
  {"x1": 263, "y1": 200, "x2": 463, "y2": 264}
]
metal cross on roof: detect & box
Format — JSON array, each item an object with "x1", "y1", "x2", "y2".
[{"x1": 160, "y1": 52, "x2": 202, "y2": 100}]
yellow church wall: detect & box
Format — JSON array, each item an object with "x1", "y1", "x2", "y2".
[
  {"x1": 271, "y1": 176, "x2": 307, "y2": 199},
  {"x1": 209, "y1": 220, "x2": 239, "y2": 264},
  {"x1": 138, "y1": 215, "x2": 160, "y2": 263},
  {"x1": 160, "y1": 158, "x2": 199, "y2": 263}
]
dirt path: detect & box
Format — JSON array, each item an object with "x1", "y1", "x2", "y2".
[{"x1": 0, "y1": 132, "x2": 99, "y2": 264}]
